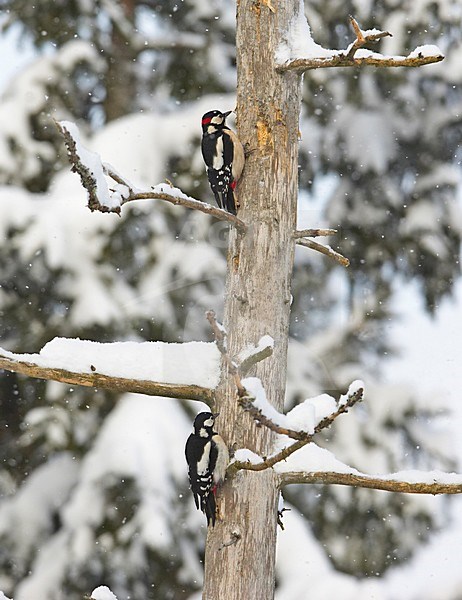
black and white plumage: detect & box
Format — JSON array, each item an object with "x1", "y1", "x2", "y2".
[
  {"x1": 201, "y1": 110, "x2": 245, "y2": 215},
  {"x1": 185, "y1": 411, "x2": 229, "y2": 527}
]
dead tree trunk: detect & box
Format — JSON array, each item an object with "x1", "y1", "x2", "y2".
[{"x1": 203, "y1": 1, "x2": 302, "y2": 598}]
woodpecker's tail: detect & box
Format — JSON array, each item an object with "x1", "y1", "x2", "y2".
[
  {"x1": 202, "y1": 493, "x2": 216, "y2": 527},
  {"x1": 225, "y1": 184, "x2": 237, "y2": 215}
]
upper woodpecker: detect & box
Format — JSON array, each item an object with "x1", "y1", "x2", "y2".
[
  {"x1": 185, "y1": 411, "x2": 229, "y2": 527},
  {"x1": 201, "y1": 109, "x2": 245, "y2": 215}
]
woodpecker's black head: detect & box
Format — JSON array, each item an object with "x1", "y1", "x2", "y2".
[
  {"x1": 201, "y1": 110, "x2": 232, "y2": 133},
  {"x1": 193, "y1": 411, "x2": 219, "y2": 437}
]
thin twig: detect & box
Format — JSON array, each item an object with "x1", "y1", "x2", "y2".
[
  {"x1": 346, "y1": 16, "x2": 391, "y2": 60},
  {"x1": 233, "y1": 388, "x2": 364, "y2": 472},
  {"x1": 293, "y1": 228, "x2": 337, "y2": 239},
  {"x1": 236, "y1": 339, "x2": 274, "y2": 376},
  {"x1": 296, "y1": 238, "x2": 350, "y2": 267}
]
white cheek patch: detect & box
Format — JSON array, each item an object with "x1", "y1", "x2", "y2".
[
  {"x1": 211, "y1": 115, "x2": 223, "y2": 125},
  {"x1": 197, "y1": 442, "x2": 211, "y2": 475},
  {"x1": 203, "y1": 417, "x2": 214, "y2": 428},
  {"x1": 212, "y1": 136, "x2": 224, "y2": 170}
]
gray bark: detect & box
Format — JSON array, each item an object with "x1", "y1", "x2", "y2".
[{"x1": 203, "y1": 1, "x2": 302, "y2": 598}]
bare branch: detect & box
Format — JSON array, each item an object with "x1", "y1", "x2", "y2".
[
  {"x1": 279, "y1": 471, "x2": 462, "y2": 495},
  {"x1": 206, "y1": 310, "x2": 247, "y2": 397},
  {"x1": 236, "y1": 335, "x2": 274, "y2": 375},
  {"x1": 293, "y1": 228, "x2": 337, "y2": 239},
  {"x1": 346, "y1": 17, "x2": 391, "y2": 60},
  {"x1": 127, "y1": 190, "x2": 246, "y2": 232},
  {"x1": 296, "y1": 238, "x2": 350, "y2": 267},
  {"x1": 57, "y1": 121, "x2": 247, "y2": 232},
  {"x1": 233, "y1": 388, "x2": 364, "y2": 471},
  {"x1": 277, "y1": 16, "x2": 444, "y2": 73},
  {"x1": 278, "y1": 53, "x2": 444, "y2": 73},
  {"x1": 0, "y1": 352, "x2": 214, "y2": 403}
]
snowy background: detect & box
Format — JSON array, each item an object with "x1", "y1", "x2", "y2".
[{"x1": 0, "y1": 1, "x2": 461, "y2": 599}]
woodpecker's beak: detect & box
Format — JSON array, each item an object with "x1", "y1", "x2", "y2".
[
  {"x1": 213, "y1": 412, "x2": 220, "y2": 419},
  {"x1": 222, "y1": 111, "x2": 232, "y2": 119}
]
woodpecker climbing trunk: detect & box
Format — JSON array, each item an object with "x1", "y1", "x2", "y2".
[{"x1": 203, "y1": 1, "x2": 302, "y2": 598}]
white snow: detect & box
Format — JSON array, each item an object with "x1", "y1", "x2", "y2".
[
  {"x1": 339, "y1": 379, "x2": 364, "y2": 406},
  {"x1": 59, "y1": 121, "x2": 120, "y2": 209},
  {"x1": 0, "y1": 454, "x2": 79, "y2": 561},
  {"x1": 275, "y1": 0, "x2": 338, "y2": 64},
  {"x1": 1, "y1": 337, "x2": 221, "y2": 389},
  {"x1": 409, "y1": 44, "x2": 444, "y2": 58},
  {"x1": 236, "y1": 334, "x2": 274, "y2": 366},
  {"x1": 91, "y1": 586, "x2": 118, "y2": 600},
  {"x1": 233, "y1": 448, "x2": 264, "y2": 465},
  {"x1": 241, "y1": 376, "x2": 358, "y2": 435}
]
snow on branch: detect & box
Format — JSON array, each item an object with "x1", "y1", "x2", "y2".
[
  {"x1": 230, "y1": 378, "x2": 462, "y2": 494},
  {"x1": 0, "y1": 339, "x2": 218, "y2": 404},
  {"x1": 235, "y1": 334, "x2": 274, "y2": 375},
  {"x1": 296, "y1": 237, "x2": 350, "y2": 267},
  {"x1": 238, "y1": 380, "x2": 363, "y2": 442},
  {"x1": 56, "y1": 120, "x2": 247, "y2": 232},
  {"x1": 231, "y1": 381, "x2": 462, "y2": 495},
  {"x1": 276, "y1": 13, "x2": 444, "y2": 73},
  {"x1": 230, "y1": 380, "x2": 364, "y2": 474}
]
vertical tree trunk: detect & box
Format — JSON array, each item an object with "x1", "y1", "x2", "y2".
[{"x1": 203, "y1": 1, "x2": 301, "y2": 598}]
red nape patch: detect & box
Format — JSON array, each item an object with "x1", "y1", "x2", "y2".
[
  {"x1": 230, "y1": 181, "x2": 237, "y2": 190},
  {"x1": 202, "y1": 117, "x2": 212, "y2": 125}
]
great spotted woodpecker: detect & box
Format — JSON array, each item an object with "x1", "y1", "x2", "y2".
[
  {"x1": 201, "y1": 110, "x2": 245, "y2": 215},
  {"x1": 185, "y1": 411, "x2": 229, "y2": 527}
]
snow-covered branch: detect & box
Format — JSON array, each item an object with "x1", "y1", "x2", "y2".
[
  {"x1": 279, "y1": 470, "x2": 462, "y2": 495},
  {"x1": 239, "y1": 384, "x2": 363, "y2": 442},
  {"x1": 57, "y1": 120, "x2": 247, "y2": 232},
  {"x1": 296, "y1": 237, "x2": 350, "y2": 267},
  {"x1": 231, "y1": 383, "x2": 363, "y2": 473},
  {"x1": 231, "y1": 381, "x2": 462, "y2": 495},
  {"x1": 276, "y1": 14, "x2": 444, "y2": 73},
  {"x1": 0, "y1": 339, "x2": 218, "y2": 404}
]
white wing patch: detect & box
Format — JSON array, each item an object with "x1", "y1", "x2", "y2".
[
  {"x1": 212, "y1": 135, "x2": 224, "y2": 170},
  {"x1": 197, "y1": 441, "x2": 211, "y2": 475}
]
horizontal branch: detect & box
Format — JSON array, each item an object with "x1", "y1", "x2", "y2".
[
  {"x1": 130, "y1": 189, "x2": 246, "y2": 231},
  {"x1": 279, "y1": 471, "x2": 462, "y2": 495},
  {"x1": 296, "y1": 238, "x2": 350, "y2": 267},
  {"x1": 278, "y1": 52, "x2": 444, "y2": 73},
  {"x1": 0, "y1": 352, "x2": 215, "y2": 403},
  {"x1": 277, "y1": 16, "x2": 444, "y2": 73},
  {"x1": 293, "y1": 228, "x2": 337, "y2": 239}
]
